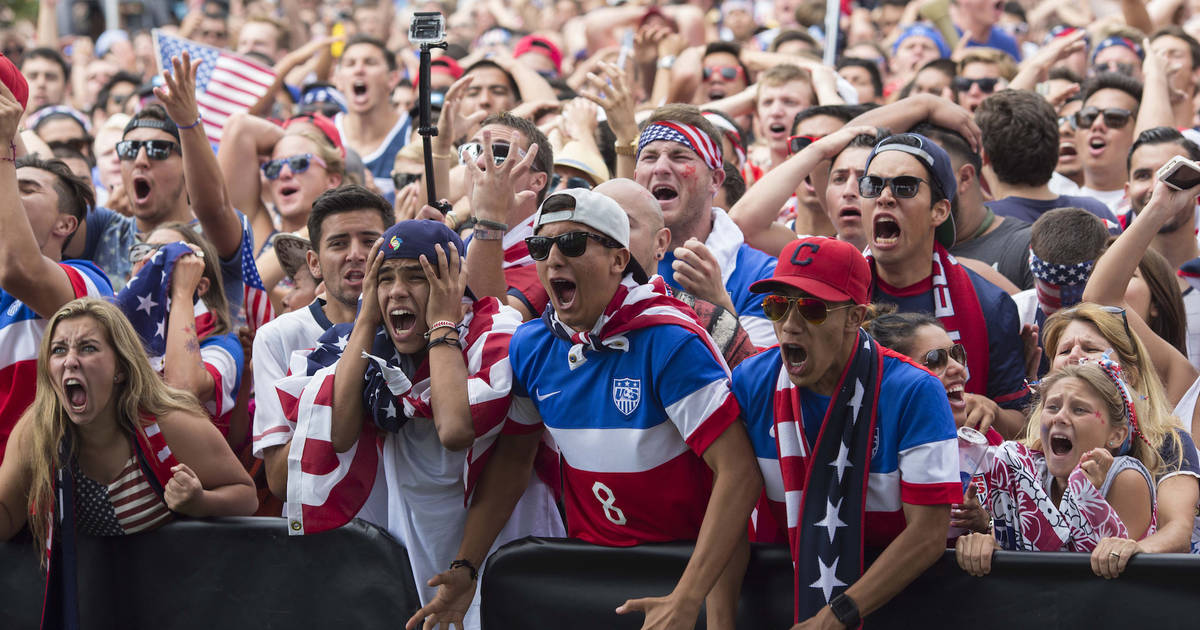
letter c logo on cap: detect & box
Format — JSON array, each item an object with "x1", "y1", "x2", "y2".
[{"x1": 790, "y1": 242, "x2": 820, "y2": 266}]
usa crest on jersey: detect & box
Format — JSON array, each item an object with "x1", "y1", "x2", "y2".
[{"x1": 612, "y1": 378, "x2": 641, "y2": 416}]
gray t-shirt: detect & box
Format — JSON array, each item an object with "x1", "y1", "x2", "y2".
[{"x1": 950, "y1": 215, "x2": 1034, "y2": 291}]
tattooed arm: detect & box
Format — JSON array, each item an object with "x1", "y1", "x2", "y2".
[{"x1": 164, "y1": 251, "x2": 216, "y2": 405}]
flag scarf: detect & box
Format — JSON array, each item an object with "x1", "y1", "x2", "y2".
[
  {"x1": 869, "y1": 243, "x2": 990, "y2": 397},
  {"x1": 983, "y1": 442, "x2": 1145, "y2": 551},
  {"x1": 285, "y1": 297, "x2": 524, "y2": 535},
  {"x1": 238, "y1": 212, "x2": 275, "y2": 331},
  {"x1": 152, "y1": 30, "x2": 276, "y2": 145},
  {"x1": 542, "y1": 275, "x2": 728, "y2": 373},
  {"x1": 775, "y1": 329, "x2": 883, "y2": 622},
  {"x1": 43, "y1": 416, "x2": 177, "y2": 630},
  {"x1": 113, "y1": 242, "x2": 217, "y2": 362}
]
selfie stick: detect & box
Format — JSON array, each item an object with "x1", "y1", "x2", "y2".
[{"x1": 416, "y1": 33, "x2": 450, "y2": 213}]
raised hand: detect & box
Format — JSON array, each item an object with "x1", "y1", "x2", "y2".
[
  {"x1": 170, "y1": 248, "x2": 207, "y2": 302},
  {"x1": 578, "y1": 61, "x2": 638, "y2": 143},
  {"x1": 0, "y1": 75, "x2": 24, "y2": 144},
  {"x1": 420, "y1": 243, "x2": 468, "y2": 327},
  {"x1": 1079, "y1": 447, "x2": 1115, "y2": 490},
  {"x1": 437, "y1": 75, "x2": 488, "y2": 152},
  {"x1": 464, "y1": 128, "x2": 540, "y2": 225},
  {"x1": 357, "y1": 238, "x2": 386, "y2": 328},
  {"x1": 154, "y1": 52, "x2": 203, "y2": 128},
  {"x1": 671, "y1": 238, "x2": 736, "y2": 314}
]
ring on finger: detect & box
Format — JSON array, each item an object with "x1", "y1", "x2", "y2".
[{"x1": 1109, "y1": 551, "x2": 1120, "y2": 559}]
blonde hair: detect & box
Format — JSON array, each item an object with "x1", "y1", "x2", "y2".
[
  {"x1": 282, "y1": 129, "x2": 346, "y2": 180},
  {"x1": 957, "y1": 47, "x2": 1018, "y2": 80},
  {"x1": 25, "y1": 299, "x2": 205, "y2": 563},
  {"x1": 756, "y1": 64, "x2": 816, "y2": 103},
  {"x1": 1026, "y1": 363, "x2": 1162, "y2": 478},
  {"x1": 1040, "y1": 303, "x2": 1184, "y2": 478}
]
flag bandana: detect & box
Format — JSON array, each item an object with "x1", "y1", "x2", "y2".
[
  {"x1": 542, "y1": 275, "x2": 727, "y2": 373},
  {"x1": 113, "y1": 242, "x2": 217, "y2": 361},
  {"x1": 776, "y1": 329, "x2": 882, "y2": 622},
  {"x1": 702, "y1": 112, "x2": 746, "y2": 168},
  {"x1": 1029, "y1": 249, "x2": 1093, "y2": 315},
  {"x1": 637, "y1": 121, "x2": 724, "y2": 171}
]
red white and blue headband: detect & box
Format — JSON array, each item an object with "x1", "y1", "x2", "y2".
[
  {"x1": 637, "y1": 121, "x2": 724, "y2": 171},
  {"x1": 1029, "y1": 249, "x2": 1092, "y2": 315},
  {"x1": 1094, "y1": 352, "x2": 1151, "y2": 454},
  {"x1": 701, "y1": 112, "x2": 746, "y2": 169}
]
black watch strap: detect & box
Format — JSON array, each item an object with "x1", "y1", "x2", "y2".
[{"x1": 830, "y1": 592, "x2": 860, "y2": 627}]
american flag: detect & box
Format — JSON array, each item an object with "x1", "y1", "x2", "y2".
[
  {"x1": 153, "y1": 29, "x2": 276, "y2": 145},
  {"x1": 113, "y1": 242, "x2": 216, "y2": 360},
  {"x1": 239, "y1": 213, "x2": 275, "y2": 331}
]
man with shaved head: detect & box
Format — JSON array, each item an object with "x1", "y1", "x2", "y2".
[{"x1": 595, "y1": 178, "x2": 756, "y2": 367}]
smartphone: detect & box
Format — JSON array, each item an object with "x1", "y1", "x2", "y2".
[{"x1": 1157, "y1": 155, "x2": 1200, "y2": 191}]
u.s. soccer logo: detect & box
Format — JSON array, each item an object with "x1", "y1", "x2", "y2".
[{"x1": 612, "y1": 378, "x2": 641, "y2": 416}]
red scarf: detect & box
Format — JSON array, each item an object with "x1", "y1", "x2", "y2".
[{"x1": 870, "y1": 243, "x2": 990, "y2": 396}]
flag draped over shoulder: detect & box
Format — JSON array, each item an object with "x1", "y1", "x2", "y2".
[
  {"x1": 284, "y1": 297, "x2": 525, "y2": 535},
  {"x1": 153, "y1": 29, "x2": 276, "y2": 145}
]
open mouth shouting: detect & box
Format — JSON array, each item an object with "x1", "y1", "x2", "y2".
[
  {"x1": 873, "y1": 214, "x2": 902, "y2": 248},
  {"x1": 132, "y1": 175, "x2": 153, "y2": 206},
  {"x1": 651, "y1": 182, "x2": 680, "y2": 211},
  {"x1": 386, "y1": 307, "x2": 419, "y2": 342},
  {"x1": 767, "y1": 122, "x2": 788, "y2": 139},
  {"x1": 1048, "y1": 432, "x2": 1074, "y2": 459},
  {"x1": 549, "y1": 277, "x2": 578, "y2": 310},
  {"x1": 946, "y1": 382, "x2": 966, "y2": 412},
  {"x1": 351, "y1": 80, "x2": 370, "y2": 107},
  {"x1": 276, "y1": 183, "x2": 302, "y2": 207},
  {"x1": 781, "y1": 343, "x2": 808, "y2": 376},
  {"x1": 707, "y1": 86, "x2": 728, "y2": 101},
  {"x1": 1086, "y1": 135, "x2": 1107, "y2": 158},
  {"x1": 343, "y1": 267, "x2": 365, "y2": 290},
  {"x1": 64, "y1": 377, "x2": 88, "y2": 413}
]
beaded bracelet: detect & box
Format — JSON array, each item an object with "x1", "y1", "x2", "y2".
[
  {"x1": 177, "y1": 115, "x2": 203, "y2": 130},
  {"x1": 0, "y1": 142, "x2": 14, "y2": 162},
  {"x1": 423, "y1": 320, "x2": 458, "y2": 340}
]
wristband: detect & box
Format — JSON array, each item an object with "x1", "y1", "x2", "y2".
[
  {"x1": 423, "y1": 320, "x2": 458, "y2": 339},
  {"x1": 657, "y1": 55, "x2": 676, "y2": 70},
  {"x1": 614, "y1": 139, "x2": 636, "y2": 156},
  {"x1": 0, "y1": 142, "x2": 14, "y2": 163},
  {"x1": 449, "y1": 558, "x2": 478, "y2": 581},
  {"x1": 427, "y1": 334, "x2": 462, "y2": 351},
  {"x1": 475, "y1": 218, "x2": 508, "y2": 231},
  {"x1": 474, "y1": 226, "x2": 505, "y2": 240},
  {"x1": 177, "y1": 115, "x2": 202, "y2": 130}
]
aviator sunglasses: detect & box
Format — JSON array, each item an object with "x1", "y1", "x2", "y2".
[
  {"x1": 1073, "y1": 107, "x2": 1132, "y2": 130},
  {"x1": 262, "y1": 153, "x2": 327, "y2": 180},
  {"x1": 922, "y1": 343, "x2": 968, "y2": 372},
  {"x1": 761, "y1": 295, "x2": 852, "y2": 324},
  {"x1": 116, "y1": 139, "x2": 181, "y2": 161},
  {"x1": 702, "y1": 66, "x2": 744, "y2": 81},
  {"x1": 951, "y1": 77, "x2": 999, "y2": 94},
  {"x1": 525, "y1": 232, "x2": 622, "y2": 261}
]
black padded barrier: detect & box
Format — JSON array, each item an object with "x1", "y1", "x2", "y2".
[
  {"x1": 482, "y1": 537, "x2": 1200, "y2": 629},
  {"x1": 0, "y1": 517, "x2": 419, "y2": 629}
]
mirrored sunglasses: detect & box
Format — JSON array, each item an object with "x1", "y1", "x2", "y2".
[
  {"x1": 857, "y1": 174, "x2": 927, "y2": 199},
  {"x1": 116, "y1": 139, "x2": 181, "y2": 161},
  {"x1": 262, "y1": 153, "x2": 327, "y2": 180},
  {"x1": 761, "y1": 295, "x2": 852, "y2": 324}
]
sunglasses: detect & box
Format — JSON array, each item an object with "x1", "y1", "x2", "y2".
[
  {"x1": 525, "y1": 231, "x2": 622, "y2": 261},
  {"x1": 1057, "y1": 114, "x2": 1076, "y2": 130},
  {"x1": 128, "y1": 241, "x2": 166, "y2": 263},
  {"x1": 116, "y1": 139, "x2": 181, "y2": 161},
  {"x1": 392, "y1": 171, "x2": 422, "y2": 190},
  {"x1": 922, "y1": 343, "x2": 968, "y2": 372},
  {"x1": 458, "y1": 141, "x2": 522, "y2": 166},
  {"x1": 951, "y1": 77, "x2": 999, "y2": 94},
  {"x1": 49, "y1": 137, "x2": 92, "y2": 153},
  {"x1": 262, "y1": 153, "x2": 327, "y2": 180},
  {"x1": 787, "y1": 135, "x2": 820, "y2": 156},
  {"x1": 550, "y1": 173, "x2": 592, "y2": 191},
  {"x1": 1063, "y1": 304, "x2": 1132, "y2": 345},
  {"x1": 1074, "y1": 107, "x2": 1132, "y2": 130},
  {"x1": 858, "y1": 174, "x2": 928, "y2": 199},
  {"x1": 761, "y1": 295, "x2": 853, "y2": 324},
  {"x1": 703, "y1": 66, "x2": 744, "y2": 81},
  {"x1": 1094, "y1": 62, "x2": 1137, "y2": 76}
]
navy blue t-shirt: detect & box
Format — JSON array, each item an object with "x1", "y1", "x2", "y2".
[
  {"x1": 957, "y1": 26, "x2": 1022, "y2": 61},
  {"x1": 987, "y1": 194, "x2": 1119, "y2": 228},
  {"x1": 872, "y1": 266, "x2": 1031, "y2": 411}
]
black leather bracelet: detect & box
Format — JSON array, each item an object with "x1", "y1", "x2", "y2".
[
  {"x1": 426, "y1": 334, "x2": 462, "y2": 351},
  {"x1": 830, "y1": 592, "x2": 860, "y2": 627},
  {"x1": 449, "y1": 558, "x2": 478, "y2": 581}
]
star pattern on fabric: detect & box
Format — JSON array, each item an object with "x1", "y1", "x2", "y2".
[
  {"x1": 135, "y1": 293, "x2": 158, "y2": 315},
  {"x1": 828, "y1": 442, "x2": 852, "y2": 482},
  {"x1": 809, "y1": 556, "x2": 846, "y2": 603},
  {"x1": 813, "y1": 498, "x2": 847, "y2": 543}
]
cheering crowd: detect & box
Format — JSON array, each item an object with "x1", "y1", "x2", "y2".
[{"x1": 3, "y1": 0, "x2": 1200, "y2": 627}]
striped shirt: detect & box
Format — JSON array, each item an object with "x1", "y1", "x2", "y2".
[{"x1": 74, "y1": 454, "x2": 172, "y2": 536}]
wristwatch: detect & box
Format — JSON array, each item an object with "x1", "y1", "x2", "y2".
[
  {"x1": 830, "y1": 592, "x2": 860, "y2": 627},
  {"x1": 657, "y1": 55, "x2": 676, "y2": 70},
  {"x1": 614, "y1": 139, "x2": 637, "y2": 156}
]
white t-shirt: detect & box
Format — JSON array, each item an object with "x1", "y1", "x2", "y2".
[
  {"x1": 1183, "y1": 286, "x2": 1200, "y2": 371},
  {"x1": 1076, "y1": 186, "x2": 1128, "y2": 215}
]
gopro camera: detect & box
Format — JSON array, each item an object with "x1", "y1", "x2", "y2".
[
  {"x1": 1157, "y1": 155, "x2": 1200, "y2": 191},
  {"x1": 410, "y1": 12, "x2": 446, "y2": 47}
]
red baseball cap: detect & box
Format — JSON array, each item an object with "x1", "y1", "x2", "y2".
[
  {"x1": 750, "y1": 237, "x2": 871, "y2": 305},
  {"x1": 0, "y1": 52, "x2": 28, "y2": 111},
  {"x1": 283, "y1": 112, "x2": 345, "y2": 158},
  {"x1": 513, "y1": 35, "x2": 562, "y2": 74}
]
